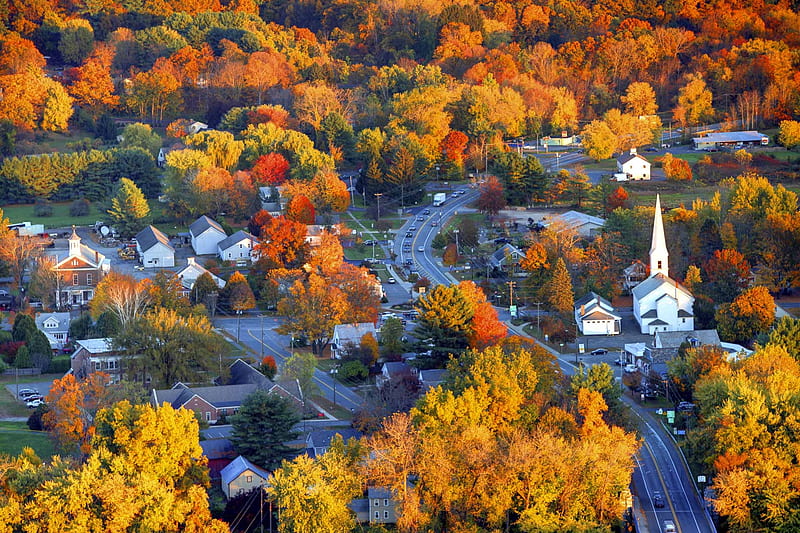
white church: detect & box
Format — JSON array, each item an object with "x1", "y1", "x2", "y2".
[{"x1": 632, "y1": 196, "x2": 695, "y2": 334}]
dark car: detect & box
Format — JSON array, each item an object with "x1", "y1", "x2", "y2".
[
  {"x1": 422, "y1": 209, "x2": 431, "y2": 215},
  {"x1": 405, "y1": 232, "x2": 413, "y2": 238},
  {"x1": 590, "y1": 348, "x2": 609, "y2": 356},
  {"x1": 677, "y1": 401, "x2": 696, "y2": 412},
  {"x1": 653, "y1": 492, "x2": 665, "y2": 508},
  {"x1": 494, "y1": 237, "x2": 512, "y2": 245}
]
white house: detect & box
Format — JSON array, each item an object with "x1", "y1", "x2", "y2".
[
  {"x1": 574, "y1": 292, "x2": 621, "y2": 336},
  {"x1": 176, "y1": 257, "x2": 226, "y2": 295},
  {"x1": 135, "y1": 225, "x2": 175, "y2": 268},
  {"x1": 187, "y1": 121, "x2": 209, "y2": 135},
  {"x1": 217, "y1": 230, "x2": 259, "y2": 263},
  {"x1": 548, "y1": 210, "x2": 605, "y2": 237},
  {"x1": 220, "y1": 456, "x2": 270, "y2": 500},
  {"x1": 35, "y1": 312, "x2": 71, "y2": 350},
  {"x1": 632, "y1": 196, "x2": 695, "y2": 334},
  {"x1": 616, "y1": 149, "x2": 651, "y2": 180},
  {"x1": 189, "y1": 216, "x2": 227, "y2": 256},
  {"x1": 331, "y1": 322, "x2": 377, "y2": 359}
]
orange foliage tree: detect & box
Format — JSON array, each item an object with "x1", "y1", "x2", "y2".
[
  {"x1": 257, "y1": 215, "x2": 309, "y2": 268},
  {"x1": 43, "y1": 372, "x2": 110, "y2": 454},
  {"x1": 458, "y1": 281, "x2": 507, "y2": 349},
  {"x1": 67, "y1": 43, "x2": 118, "y2": 116},
  {"x1": 285, "y1": 194, "x2": 316, "y2": 224}
]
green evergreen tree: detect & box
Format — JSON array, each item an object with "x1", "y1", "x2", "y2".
[
  {"x1": 380, "y1": 317, "x2": 406, "y2": 359},
  {"x1": 768, "y1": 316, "x2": 800, "y2": 360},
  {"x1": 93, "y1": 311, "x2": 121, "y2": 337},
  {"x1": 191, "y1": 272, "x2": 219, "y2": 307},
  {"x1": 107, "y1": 178, "x2": 151, "y2": 237},
  {"x1": 230, "y1": 390, "x2": 301, "y2": 470},
  {"x1": 547, "y1": 258, "x2": 574, "y2": 315},
  {"x1": 14, "y1": 345, "x2": 32, "y2": 368},
  {"x1": 12, "y1": 314, "x2": 37, "y2": 343},
  {"x1": 414, "y1": 285, "x2": 474, "y2": 367}
]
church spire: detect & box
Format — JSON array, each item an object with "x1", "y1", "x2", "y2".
[{"x1": 649, "y1": 194, "x2": 669, "y2": 278}]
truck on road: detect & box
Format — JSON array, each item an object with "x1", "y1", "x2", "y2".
[{"x1": 433, "y1": 192, "x2": 446, "y2": 207}]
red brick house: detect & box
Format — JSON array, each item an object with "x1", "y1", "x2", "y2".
[{"x1": 51, "y1": 228, "x2": 110, "y2": 308}]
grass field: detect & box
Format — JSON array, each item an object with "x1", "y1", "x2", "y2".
[
  {"x1": 0, "y1": 422, "x2": 56, "y2": 460},
  {"x1": 1, "y1": 199, "x2": 176, "y2": 231}
]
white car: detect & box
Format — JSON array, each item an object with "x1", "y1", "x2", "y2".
[
  {"x1": 387, "y1": 277, "x2": 396, "y2": 284},
  {"x1": 26, "y1": 399, "x2": 44, "y2": 409},
  {"x1": 417, "y1": 246, "x2": 424, "y2": 252}
]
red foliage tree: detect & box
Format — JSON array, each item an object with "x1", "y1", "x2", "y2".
[
  {"x1": 251, "y1": 152, "x2": 290, "y2": 185},
  {"x1": 468, "y1": 301, "x2": 508, "y2": 349},
  {"x1": 440, "y1": 130, "x2": 469, "y2": 165},
  {"x1": 248, "y1": 209, "x2": 273, "y2": 237},
  {"x1": 476, "y1": 175, "x2": 506, "y2": 216},
  {"x1": 606, "y1": 186, "x2": 629, "y2": 212},
  {"x1": 285, "y1": 194, "x2": 316, "y2": 224}
]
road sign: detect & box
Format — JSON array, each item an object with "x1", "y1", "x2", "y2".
[
  {"x1": 578, "y1": 343, "x2": 585, "y2": 354},
  {"x1": 509, "y1": 305, "x2": 517, "y2": 318},
  {"x1": 667, "y1": 410, "x2": 675, "y2": 424}
]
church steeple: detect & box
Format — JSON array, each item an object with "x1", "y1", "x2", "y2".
[
  {"x1": 68, "y1": 225, "x2": 81, "y2": 256},
  {"x1": 649, "y1": 195, "x2": 669, "y2": 278}
]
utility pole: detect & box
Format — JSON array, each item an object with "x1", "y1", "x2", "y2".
[
  {"x1": 260, "y1": 314, "x2": 264, "y2": 359},
  {"x1": 374, "y1": 193, "x2": 383, "y2": 220},
  {"x1": 507, "y1": 281, "x2": 516, "y2": 308},
  {"x1": 532, "y1": 301, "x2": 542, "y2": 334}
]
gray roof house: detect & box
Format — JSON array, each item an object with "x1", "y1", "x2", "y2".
[
  {"x1": 489, "y1": 243, "x2": 525, "y2": 272},
  {"x1": 35, "y1": 312, "x2": 71, "y2": 350},
  {"x1": 306, "y1": 428, "x2": 363, "y2": 458},
  {"x1": 135, "y1": 225, "x2": 174, "y2": 268},
  {"x1": 189, "y1": 216, "x2": 227, "y2": 256},
  {"x1": 150, "y1": 359, "x2": 303, "y2": 424},
  {"x1": 220, "y1": 455, "x2": 270, "y2": 500},
  {"x1": 331, "y1": 322, "x2": 377, "y2": 359},
  {"x1": 217, "y1": 230, "x2": 259, "y2": 263}
]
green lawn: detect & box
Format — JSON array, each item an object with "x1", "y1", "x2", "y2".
[
  {"x1": 2, "y1": 202, "x2": 101, "y2": 228},
  {"x1": 0, "y1": 422, "x2": 56, "y2": 460}
]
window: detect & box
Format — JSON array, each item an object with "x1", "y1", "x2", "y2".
[
  {"x1": 55, "y1": 333, "x2": 64, "y2": 339},
  {"x1": 373, "y1": 499, "x2": 380, "y2": 507},
  {"x1": 95, "y1": 361, "x2": 101, "y2": 371},
  {"x1": 657, "y1": 261, "x2": 662, "y2": 269},
  {"x1": 205, "y1": 412, "x2": 211, "y2": 421},
  {"x1": 72, "y1": 259, "x2": 78, "y2": 266},
  {"x1": 73, "y1": 274, "x2": 79, "y2": 285},
  {"x1": 374, "y1": 512, "x2": 379, "y2": 519},
  {"x1": 384, "y1": 511, "x2": 389, "y2": 519},
  {"x1": 384, "y1": 499, "x2": 389, "y2": 506},
  {"x1": 87, "y1": 273, "x2": 92, "y2": 285},
  {"x1": 246, "y1": 475, "x2": 252, "y2": 483},
  {"x1": 107, "y1": 360, "x2": 118, "y2": 370}
]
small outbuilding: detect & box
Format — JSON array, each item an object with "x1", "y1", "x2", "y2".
[
  {"x1": 135, "y1": 225, "x2": 174, "y2": 268},
  {"x1": 220, "y1": 456, "x2": 270, "y2": 500}
]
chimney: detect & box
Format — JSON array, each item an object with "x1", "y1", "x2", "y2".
[
  {"x1": 187, "y1": 257, "x2": 195, "y2": 265},
  {"x1": 95, "y1": 250, "x2": 99, "y2": 262}
]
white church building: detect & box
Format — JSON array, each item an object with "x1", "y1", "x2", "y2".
[{"x1": 632, "y1": 196, "x2": 695, "y2": 335}]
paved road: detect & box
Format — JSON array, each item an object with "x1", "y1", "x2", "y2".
[{"x1": 213, "y1": 315, "x2": 364, "y2": 411}]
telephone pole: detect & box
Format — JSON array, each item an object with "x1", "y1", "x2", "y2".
[
  {"x1": 507, "y1": 281, "x2": 516, "y2": 308},
  {"x1": 374, "y1": 193, "x2": 383, "y2": 219},
  {"x1": 532, "y1": 301, "x2": 543, "y2": 334}
]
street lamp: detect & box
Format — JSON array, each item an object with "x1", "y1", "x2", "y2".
[
  {"x1": 435, "y1": 165, "x2": 440, "y2": 182},
  {"x1": 236, "y1": 309, "x2": 243, "y2": 341},
  {"x1": 453, "y1": 229, "x2": 459, "y2": 255},
  {"x1": 331, "y1": 364, "x2": 340, "y2": 406},
  {"x1": 259, "y1": 314, "x2": 265, "y2": 359}
]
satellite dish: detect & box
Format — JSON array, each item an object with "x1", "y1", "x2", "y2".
[{"x1": 99, "y1": 225, "x2": 110, "y2": 236}]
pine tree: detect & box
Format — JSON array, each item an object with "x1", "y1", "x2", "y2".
[
  {"x1": 547, "y1": 258, "x2": 574, "y2": 315},
  {"x1": 230, "y1": 390, "x2": 300, "y2": 469},
  {"x1": 107, "y1": 178, "x2": 150, "y2": 237}
]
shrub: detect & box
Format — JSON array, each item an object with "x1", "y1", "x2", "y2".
[
  {"x1": 48, "y1": 356, "x2": 71, "y2": 374},
  {"x1": 69, "y1": 198, "x2": 91, "y2": 217},
  {"x1": 33, "y1": 201, "x2": 53, "y2": 217},
  {"x1": 338, "y1": 360, "x2": 368, "y2": 382}
]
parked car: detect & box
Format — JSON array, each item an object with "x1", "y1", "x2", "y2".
[
  {"x1": 677, "y1": 401, "x2": 696, "y2": 412},
  {"x1": 624, "y1": 364, "x2": 638, "y2": 373},
  {"x1": 26, "y1": 399, "x2": 44, "y2": 409},
  {"x1": 590, "y1": 348, "x2": 608, "y2": 356},
  {"x1": 653, "y1": 491, "x2": 665, "y2": 508},
  {"x1": 19, "y1": 389, "x2": 39, "y2": 400},
  {"x1": 387, "y1": 277, "x2": 396, "y2": 284}
]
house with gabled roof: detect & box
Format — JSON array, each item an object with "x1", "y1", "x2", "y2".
[
  {"x1": 616, "y1": 149, "x2": 651, "y2": 180},
  {"x1": 176, "y1": 257, "x2": 225, "y2": 296},
  {"x1": 189, "y1": 216, "x2": 227, "y2": 256},
  {"x1": 135, "y1": 225, "x2": 174, "y2": 268},
  {"x1": 70, "y1": 338, "x2": 124, "y2": 382},
  {"x1": 489, "y1": 243, "x2": 525, "y2": 274},
  {"x1": 49, "y1": 227, "x2": 111, "y2": 308},
  {"x1": 331, "y1": 322, "x2": 377, "y2": 359},
  {"x1": 150, "y1": 359, "x2": 302, "y2": 424},
  {"x1": 217, "y1": 230, "x2": 259, "y2": 263},
  {"x1": 306, "y1": 428, "x2": 363, "y2": 458},
  {"x1": 35, "y1": 312, "x2": 70, "y2": 350},
  {"x1": 548, "y1": 211, "x2": 605, "y2": 237},
  {"x1": 220, "y1": 456, "x2": 270, "y2": 500},
  {"x1": 574, "y1": 292, "x2": 621, "y2": 336}
]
